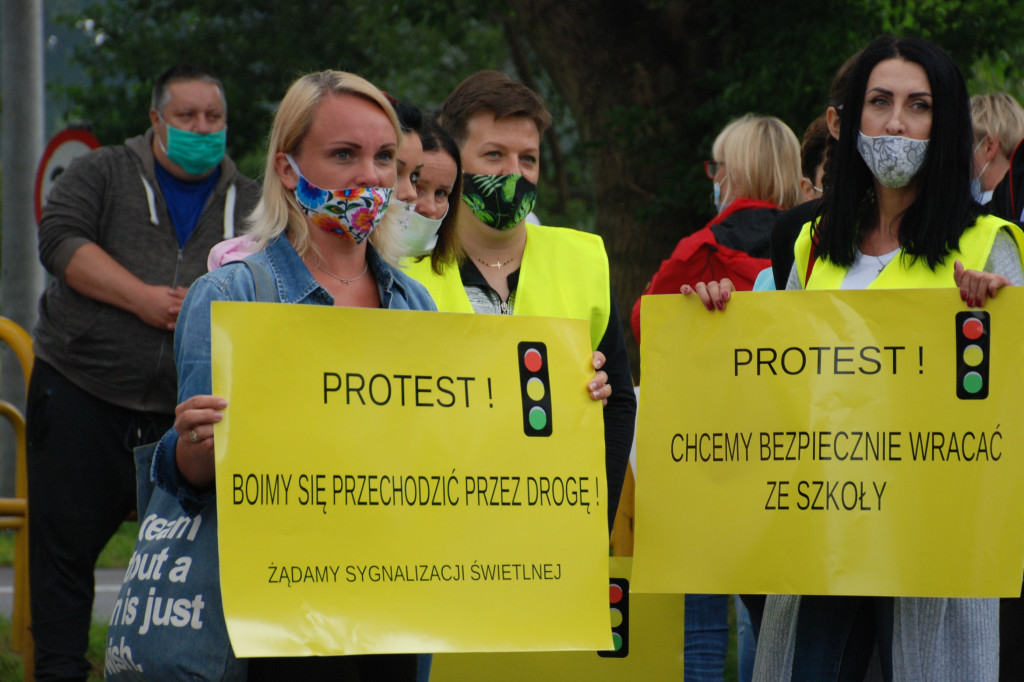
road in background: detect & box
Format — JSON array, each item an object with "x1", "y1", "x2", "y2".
[{"x1": 0, "y1": 566, "x2": 125, "y2": 623}]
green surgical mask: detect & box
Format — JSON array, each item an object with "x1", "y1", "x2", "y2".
[{"x1": 158, "y1": 116, "x2": 227, "y2": 175}]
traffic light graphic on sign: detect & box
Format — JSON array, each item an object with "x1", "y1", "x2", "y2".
[
  {"x1": 517, "y1": 342, "x2": 553, "y2": 437},
  {"x1": 955, "y1": 311, "x2": 990, "y2": 400},
  {"x1": 598, "y1": 577, "x2": 629, "y2": 658}
]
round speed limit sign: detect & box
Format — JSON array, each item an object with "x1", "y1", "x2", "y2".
[{"x1": 34, "y1": 128, "x2": 101, "y2": 224}]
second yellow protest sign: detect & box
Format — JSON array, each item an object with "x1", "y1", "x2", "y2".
[
  {"x1": 632, "y1": 289, "x2": 1024, "y2": 597},
  {"x1": 211, "y1": 303, "x2": 609, "y2": 656}
]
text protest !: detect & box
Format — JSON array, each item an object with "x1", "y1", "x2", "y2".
[
  {"x1": 211, "y1": 303, "x2": 609, "y2": 657},
  {"x1": 631, "y1": 289, "x2": 1024, "y2": 598}
]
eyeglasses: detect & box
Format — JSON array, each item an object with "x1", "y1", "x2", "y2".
[{"x1": 704, "y1": 160, "x2": 724, "y2": 180}]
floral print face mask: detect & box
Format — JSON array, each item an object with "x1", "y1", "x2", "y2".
[
  {"x1": 461, "y1": 172, "x2": 538, "y2": 231},
  {"x1": 286, "y1": 155, "x2": 392, "y2": 244},
  {"x1": 856, "y1": 132, "x2": 929, "y2": 189}
]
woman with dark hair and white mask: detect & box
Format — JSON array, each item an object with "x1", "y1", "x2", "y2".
[
  {"x1": 688, "y1": 36, "x2": 1024, "y2": 681},
  {"x1": 391, "y1": 110, "x2": 464, "y2": 272},
  {"x1": 403, "y1": 117, "x2": 463, "y2": 271}
]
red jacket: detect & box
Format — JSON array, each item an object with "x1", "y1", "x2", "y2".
[{"x1": 631, "y1": 197, "x2": 781, "y2": 343}]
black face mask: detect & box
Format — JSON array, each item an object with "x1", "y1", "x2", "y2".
[{"x1": 461, "y1": 173, "x2": 538, "y2": 230}]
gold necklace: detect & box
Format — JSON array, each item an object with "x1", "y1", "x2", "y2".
[
  {"x1": 313, "y1": 261, "x2": 369, "y2": 284},
  {"x1": 474, "y1": 255, "x2": 517, "y2": 270}
]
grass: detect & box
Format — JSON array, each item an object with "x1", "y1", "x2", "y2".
[
  {"x1": 0, "y1": 522, "x2": 138, "y2": 680},
  {"x1": 0, "y1": 614, "x2": 23, "y2": 681}
]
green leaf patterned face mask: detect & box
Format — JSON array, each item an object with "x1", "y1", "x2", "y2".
[{"x1": 461, "y1": 172, "x2": 538, "y2": 231}]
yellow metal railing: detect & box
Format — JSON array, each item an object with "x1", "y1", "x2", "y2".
[{"x1": 0, "y1": 317, "x2": 35, "y2": 680}]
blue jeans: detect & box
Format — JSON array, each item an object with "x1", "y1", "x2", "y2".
[
  {"x1": 791, "y1": 596, "x2": 893, "y2": 682},
  {"x1": 684, "y1": 594, "x2": 729, "y2": 681},
  {"x1": 734, "y1": 595, "x2": 756, "y2": 682}
]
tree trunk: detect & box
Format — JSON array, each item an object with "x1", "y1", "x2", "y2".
[{"x1": 507, "y1": 0, "x2": 719, "y2": 378}]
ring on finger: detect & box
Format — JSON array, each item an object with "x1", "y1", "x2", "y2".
[{"x1": 189, "y1": 429, "x2": 200, "y2": 444}]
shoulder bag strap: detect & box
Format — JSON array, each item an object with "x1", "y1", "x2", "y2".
[{"x1": 236, "y1": 259, "x2": 280, "y2": 303}]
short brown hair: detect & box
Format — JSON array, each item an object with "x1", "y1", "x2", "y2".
[{"x1": 440, "y1": 70, "x2": 553, "y2": 146}]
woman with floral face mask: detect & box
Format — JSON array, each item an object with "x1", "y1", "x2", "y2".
[
  {"x1": 150, "y1": 70, "x2": 435, "y2": 681},
  {"x1": 689, "y1": 37, "x2": 1024, "y2": 682}
]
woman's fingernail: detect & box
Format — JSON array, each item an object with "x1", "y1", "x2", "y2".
[
  {"x1": 960, "y1": 290, "x2": 966, "y2": 301},
  {"x1": 717, "y1": 300, "x2": 725, "y2": 311}
]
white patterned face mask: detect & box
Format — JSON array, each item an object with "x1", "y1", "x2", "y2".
[
  {"x1": 856, "y1": 132, "x2": 929, "y2": 188},
  {"x1": 389, "y1": 198, "x2": 446, "y2": 257}
]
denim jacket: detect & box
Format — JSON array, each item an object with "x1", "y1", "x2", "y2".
[{"x1": 151, "y1": 234, "x2": 436, "y2": 513}]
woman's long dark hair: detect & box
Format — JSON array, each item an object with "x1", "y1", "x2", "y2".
[{"x1": 813, "y1": 36, "x2": 981, "y2": 268}]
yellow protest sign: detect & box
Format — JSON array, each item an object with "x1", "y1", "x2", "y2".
[
  {"x1": 211, "y1": 303, "x2": 610, "y2": 656},
  {"x1": 632, "y1": 289, "x2": 1024, "y2": 597},
  {"x1": 431, "y1": 557, "x2": 687, "y2": 680}
]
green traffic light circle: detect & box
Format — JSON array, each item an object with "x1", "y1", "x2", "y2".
[
  {"x1": 963, "y1": 371, "x2": 984, "y2": 394},
  {"x1": 529, "y1": 406, "x2": 547, "y2": 430}
]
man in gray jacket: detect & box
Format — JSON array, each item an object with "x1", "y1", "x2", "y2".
[{"x1": 28, "y1": 64, "x2": 259, "y2": 681}]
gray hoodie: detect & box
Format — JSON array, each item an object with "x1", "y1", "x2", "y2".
[{"x1": 34, "y1": 129, "x2": 260, "y2": 413}]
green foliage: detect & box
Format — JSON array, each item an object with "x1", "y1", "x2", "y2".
[
  {"x1": 51, "y1": 1, "x2": 508, "y2": 171},
  {"x1": 51, "y1": 0, "x2": 590, "y2": 229},
  {"x1": 0, "y1": 614, "x2": 24, "y2": 682},
  {"x1": 589, "y1": 0, "x2": 1024, "y2": 229},
  {"x1": 87, "y1": 619, "x2": 108, "y2": 680},
  {"x1": 968, "y1": 47, "x2": 1024, "y2": 102},
  {"x1": 49, "y1": 0, "x2": 1024, "y2": 244},
  {"x1": 0, "y1": 530, "x2": 12, "y2": 566},
  {"x1": 96, "y1": 521, "x2": 138, "y2": 569}
]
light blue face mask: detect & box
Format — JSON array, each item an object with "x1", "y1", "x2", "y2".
[
  {"x1": 970, "y1": 139, "x2": 991, "y2": 204},
  {"x1": 159, "y1": 116, "x2": 227, "y2": 175},
  {"x1": 970, "y1": 164, "x2": 991, "y2": 204},
  {"x1": 713, "y1": 182, "x2": 726, "y2": 213}
]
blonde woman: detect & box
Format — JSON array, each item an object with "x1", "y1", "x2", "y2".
[
  {"x1": 154, "y1": 70, "x2": 435, "y2": 681},
  {"x1": 631, "y1": 114, "x2": 802, "y2": 339},
  {"x1": 970, "y1": 92, "x2": 1024, "y2": 209}
]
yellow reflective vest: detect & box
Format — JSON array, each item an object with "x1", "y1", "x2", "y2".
[
  {"x1": 404, "y1": 224, "x2": 611, "y2": 350},
  {"x1": 794, "y1": 214, "x2": 1024, "y2": 289}
]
